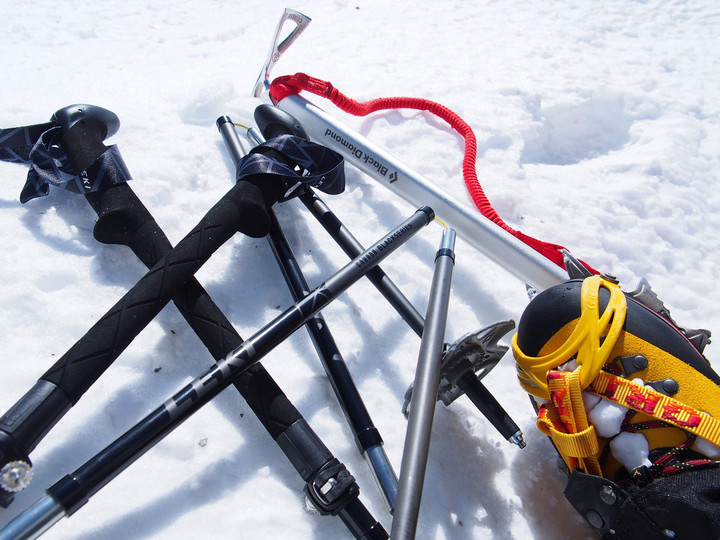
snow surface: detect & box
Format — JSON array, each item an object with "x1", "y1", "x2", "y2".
[{"x1": 1, "y1": 1, "x2": 719, "y2": 538}]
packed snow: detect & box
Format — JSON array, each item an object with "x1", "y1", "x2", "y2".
[{"x1": 1, "y1": 1, "x2": 719, "y2": 538}]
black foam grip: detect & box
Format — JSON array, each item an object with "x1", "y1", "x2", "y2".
[
  {"x1": 85, "y1": 183, "x2": 301, "y2": 437},
  {"x1": 41, "y1": 179, "x2": 276, "y2": 403},
  {"x1": 58, "y1": 117, "x2": 108, "y2": 172}
]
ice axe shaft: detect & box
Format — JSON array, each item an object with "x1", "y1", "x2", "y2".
[{"x1": 273, "y1": 94, "x2": 567, "y2": 291}]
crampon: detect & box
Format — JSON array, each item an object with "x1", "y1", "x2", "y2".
[{"x1": 513, "y1": 275, "x2": 720, "y2": 539}]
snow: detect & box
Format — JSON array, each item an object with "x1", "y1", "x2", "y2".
[
  {"x1": 586, "y1": 397, "x2": 628, "y2": 439},
  {"x1": 1, "y1": 1, "x2": 719, "y2": 538},
  {"x1": 609, "y1": 432, "x2": 652, "y2": 473}
]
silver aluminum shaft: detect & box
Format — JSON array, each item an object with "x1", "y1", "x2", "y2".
[
  {"x1": 0, "y1": 495, "x2": 63, "y2": 540},
  {"x1": 391, "y1": 228, "x2": 456, "y2": 540},
  {"x1": 276, "y1": 94, "x2": 567, "y2": 291}
]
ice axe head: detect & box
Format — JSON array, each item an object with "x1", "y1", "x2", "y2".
[{"x1": 252, "y1": 8, "x2": 311, "y2": 98}]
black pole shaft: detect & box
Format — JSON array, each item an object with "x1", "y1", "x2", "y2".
[
  {"x1": 171, "y1": 206, "x2": 432, "y2": 423},
  {"x1": 268, "y1": 211, "x2": 384, "y2": 453},
  {"x1": 0, "y1": 207, "x2": 431, "y2": 540},
  {"x1": 266, "y1": 210, "x2": 398, "y2": 511},
  {"x1": 220, "y1": 116, "x2": 389, "y2": 458},
  {"x1": 230, "y1": 115, "x2": 400, "y2": 511},
  {"x1": 299, "y1": 190, "x2": 426, "y2": 337}
]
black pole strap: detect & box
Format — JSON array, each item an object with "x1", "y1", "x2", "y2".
[{"x1": 0, "y1": 123, "x2": 131, "y2": 203}]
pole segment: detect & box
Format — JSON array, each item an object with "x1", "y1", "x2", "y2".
[
  {"x1": 391, "y1": 228, "x2": 456, "y2": 540},
  {"x1": 267, "y1": 211, "x2": 399, "y2": 512},
  {"x1": 220, "y1": 116, "x2": 398, "y2": 510}
]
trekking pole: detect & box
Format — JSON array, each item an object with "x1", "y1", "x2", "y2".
[
  {"x1": 218, "y1": 116, "x2": 398, "y2": 511},
  {"x1": 0, "y1": 105, "x2": 388, "y2": 537},
  {"x1": 253, "y1": 104, "x2": 426, "y2": 336},
  {"x1": 391, "y1": 227, "x2": 456, "y2": 540},
  {"x1": 0, "y1": 105, "x2": 341, "y2": 505},
  {"x1": 0, "y1": 206, "x2": 432, "y2": 540},
  {"x1": 0, "y1": 105, "x2": 399, "y2": 535},
  {"x1": 255, "y1": 105, "x2": 526, "y2": 449}
]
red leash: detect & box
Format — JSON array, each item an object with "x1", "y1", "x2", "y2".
[{"x1": 270, "y1": 73, "x2": 597, "y2": 274}]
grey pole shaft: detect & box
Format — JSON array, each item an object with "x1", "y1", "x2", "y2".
[{"x1": 391, "y1": 228, "x2": 456, "y2": 540}]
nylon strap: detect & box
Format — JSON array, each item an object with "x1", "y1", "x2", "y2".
[
  {"x1": 544, "y1": 367, "x2": 604, "y2": 476},
  {"x1": 540, "y1": 367, "x2": 720, "y2": 478},
  {"x1": 0, "y1": 123, "x2": 132, "y2": 203},
  {"x1": 240, "y1": 134, "x2": 345, "y2": 199},
  {"x1": 269, "y1": 72, "x2": 598, "y2": 274},
  {"x1": 590, "y1": 370, "x2": 720, "y2": 446},
  {"x1": 1, "y1": 125, "x2": 344, "y2": 204},
  {"x1": 537, "y1": 405, "x2": 600, "y2": 468}
]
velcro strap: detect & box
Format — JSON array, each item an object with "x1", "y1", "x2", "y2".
[{"x1": 239, "y1": 134, "x2": 345, "y2": 199}]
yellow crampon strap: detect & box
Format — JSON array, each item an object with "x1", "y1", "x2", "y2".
[
  {"x1": 591, "y1": 370, "x2": 720, "y2": 446},
  {"x1": 538, "y1": 368, "x2": 720, "y2": 477},
  {"x1": 513, "y1": 275, "x2": 627, "y2": 400},
  {"x1": 538, "y1": 367, "x2": 603, "y2": 476}
]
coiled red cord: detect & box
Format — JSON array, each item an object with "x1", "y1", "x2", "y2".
[{"x1": 270, "y1": 73, "x2": 596, "y2": 274}]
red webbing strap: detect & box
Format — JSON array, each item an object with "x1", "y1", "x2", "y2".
[{"x1": 270, "y1": 73, "x2": 598, "y2": 274}]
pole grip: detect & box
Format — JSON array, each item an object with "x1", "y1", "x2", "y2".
[{"x1": 0, "y1": 176, "x2": 282, "y2": 471}]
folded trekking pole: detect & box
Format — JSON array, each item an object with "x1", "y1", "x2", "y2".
[
  {"x1": 391, "y1": 227, "x2": 456, "y2": 540},
  {"x1": 0, "y1": 205, "x2": 433, "y2": 540},
  {"x1": 218, "y1": 116, "x2": 398, "y2": 510}
]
